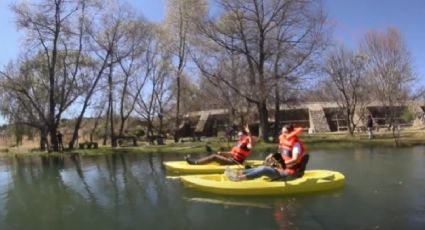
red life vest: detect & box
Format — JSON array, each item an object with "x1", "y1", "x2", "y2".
[{"x1": 231, "y1": 135, "x2": 252, "y2": 162}]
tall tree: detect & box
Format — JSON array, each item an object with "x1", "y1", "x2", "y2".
[
  {"x1": 361, "y1": 27, "x2": 415, "y2": 145},
  {"x1": 195, "y1": 50, "x2": 250, "y2": 124},
  {"x1": 195, "y1": 0, "x2": 327, "y2": 141},
  {"x1": 135, "y1": 27, "x2": 173, "y2": 137},
  {"x1": 164, "y1": 0, "x2": 207, "y2": 142},
  {"x1": 68, "y1": 0, "x2": 150, "y2": 148},
  {"x1": 323, "y1": 46, "x2": 369, "y2": 135},
  {"x1": 67, "y1": 0, "x2": 121, "y2": 149},
  {"x1": 115, "y1": 19, "x2": 152, "y2": 137},
  {"x1": 2, "y1": 0, "x2": 87, "y2": 151},
  {"x1": 0, "y1": 61, "x2": 50, "y2": 149}
]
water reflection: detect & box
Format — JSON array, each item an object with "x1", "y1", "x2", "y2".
[
  {"x1": 0, "y1": 154, "x2": 179, "y2": 229},
  {"x1": 0, "y1": 147, "x2": 424, "y2": 230}
]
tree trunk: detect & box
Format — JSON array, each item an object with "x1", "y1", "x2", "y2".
[
  {"x1": 69, "y1": 116, "x2": 83, "y2": 149},
  {"x1": 102, "y1": 100, "x2": 111, "y2": 146},
  {"x1": 90, "y1": 110, "x2": 103, "y2": 143},
  {"x1": 257, "y1": 102, "x2": 270, "y2": 142},
  {"x1": 174, "y1": 73, "x2": 181, "y2": 143},
  {"x1": 158, "y1": 110, "x2": 164, "y2": 135},
  {"x1": 109, "y1": 76, "x2": 117, "y2": 147},
  {"x1": 147, "y1": 117, "x2": 154, "y2": 144},
  {"x1": 109, "y1": 89, "x2": 117, "y2": 147},
  {"x1": 39, "y1": 129, "x2": 48, "y2": 151},
  {"x1": 118, "y1": 118, "x2": 126, "y2": 137},
  {"x1": 49, "y1": 125, "x2": 58, "y2": 152},
  {"x1": 273, "y1": 86, "x2": 281, "y2": 142},
  {"x1": 346, "y1": 108, "x2": 354, "y2": 135},
  {"x1": 68, "y1": 52, "x2": 111, "y2": 149},
  {"x1": 146, "y1": 115, "x2": 153, "y2": 137}
]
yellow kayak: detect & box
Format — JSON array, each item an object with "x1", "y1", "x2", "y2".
[
  {"x1": 180, "y1": 170, "x2": 345, "y2": 196},
  {"x1": 163, "y1": 160, "x2": 264, "y2": 174}
]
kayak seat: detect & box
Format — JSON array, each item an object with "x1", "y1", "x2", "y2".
[{"x1": 297, "y1": 154, "x2": 310, "y2": 177}]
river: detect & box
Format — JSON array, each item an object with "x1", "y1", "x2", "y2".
[{"x1": 0, "y1": 146, "x2": 424, "y2": 230}]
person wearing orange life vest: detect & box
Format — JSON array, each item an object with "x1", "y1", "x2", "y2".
[
  {"x1": 227, "y1": 124, "x2": 307, "y2": 181},
  {"x1": 277, "y1": 125, "x2": 306, "y2": 174},
  {"x1": 185, "y1": 125, "x2": 253, "y2": 165}
]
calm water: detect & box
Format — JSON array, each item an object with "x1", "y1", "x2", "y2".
[{"x1": 0, "y1": 147, "x2": 424, "y2": 230}]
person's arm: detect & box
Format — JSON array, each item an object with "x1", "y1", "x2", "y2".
[
  {"x1": 217, "y1": 151, "x2": 233, "y2": 158},
  {"x1": 238, "y1": 136, "x2": 252, "y2": 150},
  {"x1": 285, "y1": 127, "x2": 303, "y2": 139},
  {"x1": 284, "y1": 143, "x2": 301, "y2": 167},
  {"x1": 243, "y1": 125, "x2": 252, "y2": 150},
  {"x1": 245, "y1": 136, "x2": 252, "y2": 150},
  {"x1": 265, "y1": 153, "x2": 274, "y2": 161}
]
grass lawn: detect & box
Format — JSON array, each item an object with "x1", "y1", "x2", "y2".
[{"x1": 2, "y1": 126, "x2": 425, "y2": 157}]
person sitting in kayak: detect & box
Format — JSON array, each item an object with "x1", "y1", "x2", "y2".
[
  {"x1": 227, "y1": 124, "x2": 308, "y2": 181},
  {"x1": 185, "y1": 125, "x2": 253, "y2": 165}
]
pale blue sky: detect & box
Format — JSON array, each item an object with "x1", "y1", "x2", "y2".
[
  {"x1": 0, "y1": 0, "x2": 424, "y2": 123},
  {"x1": 326, "y1": 0, "x2": 425, "y2": 77},
  {"x1": 1, "y1": 0, "x2": 424, "y2": 73}
]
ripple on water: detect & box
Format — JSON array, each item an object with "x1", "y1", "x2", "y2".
[{"x1": 0, "y1": 167, "x2": 12, "y2": 219}]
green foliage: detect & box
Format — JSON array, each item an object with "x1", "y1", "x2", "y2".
[
  {"x1": 136, "y1": 129, "x2": 145, "y2": 137},
  {"x1": 401, "y1": 108, "x2": 414, "y2": 123},
  {"x1": 10, "y1": 123, "x2": 31, "y2": 146}
]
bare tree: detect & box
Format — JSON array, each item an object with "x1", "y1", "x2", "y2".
[
  {"x1": 270, "y1": 16, "x2": 327, "y2": 139},
  {"x1": 361, "y1": 27, "x2": 415, "y2": 145},
  {"x1": 135, "y1": 29, "x2": 173, "y2": 138},
  {"x1": 164, "y1": 0, "x2": 207, "y2": 142},
  {"x1": 152, "y1": 36, "x2": 173, "y2": 135},
  {"x1": 195, "y1": 0, "x2": 327, "y2": 141},
  {"x1": 67, "y1": 1, "x2": 150, "y2": 148},
  {"x1": 196, "y1": 57, "x2": 252, "y2": 124},
  {"x1": 322, "y1": 46, "x2": 369, "y2": 135},
  {"x1": 115, "y1": 19, "x2": 152, "y2": 137},
  {"x1": 68, "y1": 0, "x2": 121, "y2": 149},
  {"x1": 1, "y1": 0, "x2": 89, "y2": 151}
]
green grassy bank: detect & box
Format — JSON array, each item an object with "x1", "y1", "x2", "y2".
[{"x1": 2, "y1": 127, "x2": 425, "y2": 157}]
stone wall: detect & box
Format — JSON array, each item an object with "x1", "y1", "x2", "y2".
[
  {"x1": 308, "y1": 104, "x2": 330, "y2": 132},
  {"x1": 184, "y1": 100, "x2": 425, "y2": 136}
]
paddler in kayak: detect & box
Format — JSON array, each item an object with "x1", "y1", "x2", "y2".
[
  {"x1": 185, "y1": 125, "x2": 253, "y2": 165},
  {"x1": 227, "y1": 124, "x2": 309, "y2": 181}
]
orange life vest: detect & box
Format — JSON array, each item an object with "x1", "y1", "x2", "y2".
[
  {"x1": 231, "y1": 135, "x2": 252, "y2": 162},
  {"x1": 282, "y1": 139, "x2": 305, "y2": 174},
  {"x1": 278, "y1": 127, "x2": 303, "y2": 151},
  {"x1": 278, "y1": 127, "x2": 306, "y2": 175}
]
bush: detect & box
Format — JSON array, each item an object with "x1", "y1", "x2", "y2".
[
  {"x1": 136, "y1": 129, "x2": 145, "y2": 137},
  {"x1": 401, "y1": 109, "x2": 414, "y2": 123}
]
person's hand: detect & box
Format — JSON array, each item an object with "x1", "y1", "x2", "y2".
[
  {"x1": 246, "y1": 143, "x2": 252, "y2": 150},
  {"x1": 244, "y1": 125, "x2": 250, "y2": 134},
  {"x1": 239, "y1": 143, "x2": 251, "y2": 151},
  {"x1": 265, "y1": 153, "x2": 273, "y2": 161}
]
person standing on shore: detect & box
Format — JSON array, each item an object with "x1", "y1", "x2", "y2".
[
  {"x1": 57, "y1": 131, "x2": 64, "y2": 151},
  {"x1": 367, "y1": 114, "x2": 374, "y2": 139}
]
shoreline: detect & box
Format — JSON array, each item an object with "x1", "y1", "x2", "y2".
[{"x1": 1, "y1": 129, "x2": 425, "y2": 157}]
